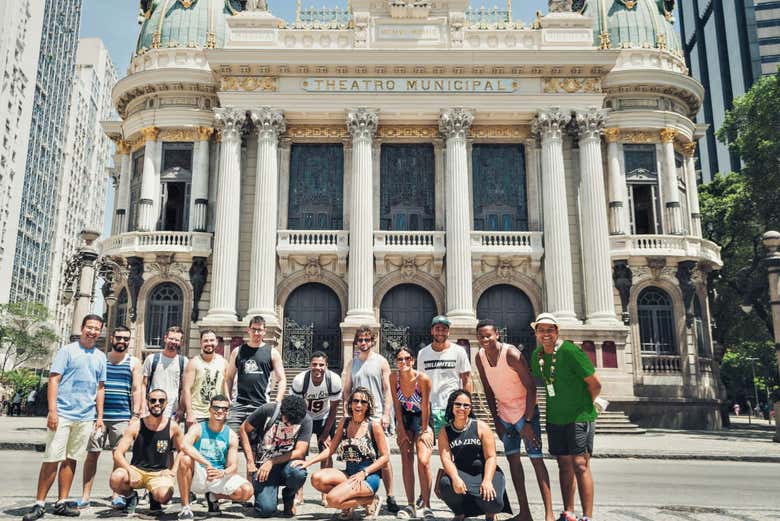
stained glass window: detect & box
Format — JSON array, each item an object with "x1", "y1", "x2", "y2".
[
  {"x1": 145, "y1": 283, "x2": 183, "y2": 348},
  {"x1": 472, "y1": 144, "x2": 527, "y2": 231},
  {"x1": 288, "y1": 144, "x2": 344, "y2": 230},
  {"x1": 380, "y1": 144, "x2": 435, "y2": 231}
]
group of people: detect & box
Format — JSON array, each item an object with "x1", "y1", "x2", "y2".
[
  {"x1": 3, "y1": 387, "x2": 37, "y2": 416},
  {"x1": 22, "y1": 310, "x2": 604, "y2": 521}
]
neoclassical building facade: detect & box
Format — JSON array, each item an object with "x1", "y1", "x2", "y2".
[{"x1": 102, "y1": 0, "x2": 723, "y2": 428}]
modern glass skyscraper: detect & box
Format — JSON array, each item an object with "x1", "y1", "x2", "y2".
[
  {"x1": 10, "y1": 0, "x2": 82, "y2": 304},
  {"x1": 678, "y1": 0, "x2": 778, "y2": 183}
]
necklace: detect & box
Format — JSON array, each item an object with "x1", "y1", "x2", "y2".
[
  {"x1": 450, "y1": 418, "x2": 471, "y2": 433},
  {"x1": 537, "y1": 343, "x2": 559, "y2": 386}
]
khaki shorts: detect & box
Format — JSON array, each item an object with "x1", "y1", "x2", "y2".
[
  {"x1": 87, "y1": 420, "x2": 128, "y2": 452},
  {"x1": 130, "y1": 466, "x2": 175, "y2": 493},
  {"x1": 43, "y1": 418, "x2": 93, "y2": 462},
  {"x1": 191, "y1": 464, "x2": 249, "y2": 495}
]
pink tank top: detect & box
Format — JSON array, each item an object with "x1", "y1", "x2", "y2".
[{"x1": 478, "y1": 344, "x2": 527, "y2": 424}]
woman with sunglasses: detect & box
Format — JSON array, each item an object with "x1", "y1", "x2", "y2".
[
  {"x1": 438, "y1": 390, "x2": 510, "y2": 521},
  {"x1": 294, "y1": 386, "x2": 389, "y2": 520},
  {"x1": 390, "y1": 347, "x2": 434, "y2": 521}
]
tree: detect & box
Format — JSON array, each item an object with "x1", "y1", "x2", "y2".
[
  {"x1": 0, "y1": 368, "x2": 41, "y2": 395},
  {"x1": 0, "y1": 303, "x2": 58, "y2": 373}
]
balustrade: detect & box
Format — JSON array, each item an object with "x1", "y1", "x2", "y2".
[
  {"x1": 641, "y1": 354, "x2": 682, "y2": 373},
  {"x1": 102, "y1": 231, "x2": 212, "y2": 256}
]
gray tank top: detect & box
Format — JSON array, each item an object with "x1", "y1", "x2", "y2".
[{"x1": 351, "y1": 354, "x2": 386, "y2": 418}]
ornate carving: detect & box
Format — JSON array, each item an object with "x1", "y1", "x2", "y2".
[
  {"x1": 159, "y1": 128, "x2": 199, "y2": 142},
  {"x1": 220, "y1": 76, "x2": 278, "y2": 92},
  {"x1": 548, "y1": 0, "x2": 573, "y2": 11},
  {"x1": 616, "y1": 0, "x2": 637, "y2": 8},
  {"x1": 346, "y1": 108, "x2": 379, "y2": 141},
  {"x1": 377, "y1": 126, "x2": 439, "y2": 139},
  {"x1": 676, "y1": 260, "x2": 697, "y2": 327},
  {"x1": 127, "y1": 257, "x2": 144, "y2": 323},
  {"x1": 543, "y1": 78, "x2": 602, "y2": 94},
  {"x1": 604, "y1": 128, "x2": 620, "y2": 143},
  {"x1": 196, "y1": 126, "x2": 214, "y2": 141},
  {"x1": 659, "y1": 128, "x2": 677, "y2": 143},
  {"x1": 189, "y1": 257, "x2": 208, "y2": 322},
  {"x1": 214, "y1": 108, "x2": 247, "y2": 142},
  {"x1": 439, "y1": 108, "x2": 474, "y2": 140},
  {"x1": 532, "y1": 108, "x2": 571, "y2": 141},
  {"x1": 574, "y1": 107, "x2": 607, "y2": 141},
  {"x1": 244, "y1": 0, "x2": 268, "y2": 11},
  {"x1": 304, "y1": 257, "x2": 323, "y2": 279},
  {"x1": 141, "y1": 126, "x2": 160, "y2": 142},
  {"x1": 682, "y1": 142, "x2": 696, "y2": 157},
  {"x1": 622, "y1": 131, "x2": 656, "y2": 144},
  {"x1": 286, "y1": 126, "x2": 349, "y2": 139},
  {"x1": 250, "y1": 107, "x2": 286, "y2": 141},
  {"x1": 647, "y1": 257, "x2": 667, "y2": 279},
  {"x1": 114, "y1": 139, "x2": 131, "y2": 155},
  {"x1": 613, "y1": 261, "x2": 633, "y2": 325},
  {"x1": 469, "y1": 126, "x2": 529, "y2": 140},
  {"x1": 599, "y1": 30, "x2": 611, "y2": 50}
]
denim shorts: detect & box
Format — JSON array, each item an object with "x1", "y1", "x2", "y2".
[{"x1": 497, "y1": 406, "x2": 543, "y2": 458}]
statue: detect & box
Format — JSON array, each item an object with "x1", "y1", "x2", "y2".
[
  {"x1": 244, "y1": 0, "x2": 268, "y2": 11},
  {"x1": 548, "y1": 0, "x2": 573, "y2": 11}
]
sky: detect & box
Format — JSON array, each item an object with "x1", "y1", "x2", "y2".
[{"x1": 80, "y1": 0, "x2": 549, "y2": 76}]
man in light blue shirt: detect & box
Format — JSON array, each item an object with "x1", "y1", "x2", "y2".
[{"x1": 23, "y1": 314, "x2": 107, "y2": 521}]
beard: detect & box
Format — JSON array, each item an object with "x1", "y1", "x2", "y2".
[
  {"x1": 112, "y1": 343, "x2": 128, "y2": 352},
  {"x1": 148, "y1": 407, "x2": 164, "y2": 417}
]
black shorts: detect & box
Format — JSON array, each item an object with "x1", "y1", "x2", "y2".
[
  {"x1": 546, "y1": 422, "x2": 595, "y2": 456},
  {"x1": 311, "y1": 419, "x2": 336, "y2": 448}
]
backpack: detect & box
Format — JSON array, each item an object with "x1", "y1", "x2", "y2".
[
  {"x1": 146, "y1": 352, "x2": 186, "y2": 397},
  {"x1": 300, "y1": 370, "x2": 334, "y2": 397}
]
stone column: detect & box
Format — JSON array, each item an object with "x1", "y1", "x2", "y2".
[
  {"x1": 246, "y1": 108, "x2": 286, "y2": 326},
  {"x1": 660, "y1": 128, "x2": 683, "y2": 235},
  {"x1": 113, "y1": 140, "x2": 132, "y2": 234},
  {"x1": 190, "y1": 126, "x2": 212, "y2": 232},
  {"x1": 533, "y1": 108, "x2": 577, "y2": 323},
  {"x1": 524, "y1": 136, "x2": 542, "y2": 231},
  {"x1": 683, "y1": 143, "x2": 702, "y2": 237},
  {"x1": 70, "y1": 231, "x2": 100, "y2": 341},
  {"x1": 137, "y1": 127, "x2": 160, "y2": 232},
  {"x1": 575, "y1": 108, "x2": 619, "y2": 325},
  {"x1": 605, "y1": 128, "x2": 629, "y2": 235},
  {"x1": 202, "y1": 108, "x2": 246, "y2": 324},
  {"x1": 439, "y1": 108, "x2": 476, "y2": 326},
  {"x1": 344, "y1": 108, "x2": 379, "y2": 325}
]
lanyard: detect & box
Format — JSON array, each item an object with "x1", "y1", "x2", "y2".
[{"x1": 537, "y1": 343, "x2": 559, "y2": 386}]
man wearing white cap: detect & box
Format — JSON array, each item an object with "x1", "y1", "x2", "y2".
[{"x1": 529, "y1": 313, "x2": 602, "y2": 521}]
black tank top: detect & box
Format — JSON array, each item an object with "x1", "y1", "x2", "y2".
[
  {"x1": 130, "y1": 419, "x2": 172, "y2": 471},
  {"x1": 445, "y1": 419, "x2": 484, "y2": 476},
  {"x1": 236, "y1": 343, "x2": 273, "y2": 406}
]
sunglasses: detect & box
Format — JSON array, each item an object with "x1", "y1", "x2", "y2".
[
  {"x1": 211, "y1": 405, "x2": 229, "y2": 412},
  {"x1": 396, "y1": 356, "x2": 413, "y2": 363},
  {"x1": 148, "y1": 398, "x2": 167, "y2": 405},
  {"x1": 351, "y1": 398, "x2": 369, "y2": 405},
  {"x1": 356, "y1": 338, "x2": 372, "y2": 344},
  {"x1": 249, "y1": 328, "x2": 264, "y2": 334},
  {"x1": 453, "y1": 402, "x2": 472, "y2": 409},
  {"x1": 114, "y1": 336, "x2": 130, "y2": 341}
]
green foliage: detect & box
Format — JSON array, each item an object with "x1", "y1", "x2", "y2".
[
  {"x1": 0, "y1": 368, "x2": 42, "y2": 395},
  {"x1": 719, "y1": 341, "x2": 778, "y2": 407},
  {"x1": 0, "y1": 302, "x2": 59, "y2": 373}
]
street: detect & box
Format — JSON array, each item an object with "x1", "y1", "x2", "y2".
[{"x1": 0, "y1": 450, "x2": 777, "y2": 520}]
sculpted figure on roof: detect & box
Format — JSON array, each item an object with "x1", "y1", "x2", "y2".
[
  {"x1": 244, "y1": 0, "x2": 268, "y2": 11},
  {"x1": 548, "y1": 0, "x2": 573, "y2": 11}
]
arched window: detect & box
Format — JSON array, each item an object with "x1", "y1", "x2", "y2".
[
  {"x1": 637, "y1": 287, "x2": 676, "y2": 354},
  {"x1": 145, "y1": 283, "x2": 183, "y2": 347},
  {"x1": 113, "y1": 288, "x2": 128, "y2": 329}
]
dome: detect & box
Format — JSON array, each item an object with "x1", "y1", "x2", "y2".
[
  {"x1": 576, "y1": 0, "x2": 682, "y2": 54},
  {"x1": 136, "y1": 0, "x2": 244, "y2": 55}
]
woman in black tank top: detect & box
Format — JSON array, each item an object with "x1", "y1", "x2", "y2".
[{"x1": 437, "y1": 390, "x2": 510, "y2": 521}]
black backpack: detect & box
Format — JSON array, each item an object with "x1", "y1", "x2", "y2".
[
  {"x1": 146, "y1": 352, "x2": 185, "y2": 397},
  {"x1": 300, "y1": 370, "x2": 335, "y2": 397}
]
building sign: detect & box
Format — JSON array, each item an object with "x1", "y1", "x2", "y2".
[
  {"x1": 301, "y1": 77, "x2": 518, "y2": 94},
  {"x1": 375, "y1": 24, "x2": 442, "y2": 41}
]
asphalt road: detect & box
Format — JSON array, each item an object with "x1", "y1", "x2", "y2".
[{"x1": 0, "y1": 451, "x2": 777, "y2": 520}]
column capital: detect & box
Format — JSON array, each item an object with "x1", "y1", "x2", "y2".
[
  {"x1": 114, "y1": 139, "x2": 131, "y2": 155},
  {"x1": 196, "y1": 126, "x2": 214, "y2": 141},
  {"x1": 659, "y1": 128, "x2": 677, "y2": 143},
  {"x1": 140, "y1": 126, "x2": 160, "y2": 142},
  {"x1": 574, "y1": 107, "x2": 608, "y2": 141},
  {"x1": 250, "y1": 107, "x2": 286, "y2": 141},
  {"x1": 682, "y1": 142, "x2": 697, "y2": 157},
  {"x1": 346, "y1": 108, "x2": 379, "y2": 142},
  {"x1": 214, "y1": 108, "x2": 247, "y2": 142},
  {"x1": 604, "y1": 127, "x2": 621, "y2": 143},
  {"x1": 532, "y1": 107, "x2": 571, "y2": 142},
  {"x1": 439, "y1": 108, "x2": 474, "y2": 140}
]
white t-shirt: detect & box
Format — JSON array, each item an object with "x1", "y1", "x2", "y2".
[
  {"x1": 143, "y1": 353, "x2": 185, "y2": 417},
  {"x1": 416, "y1": 343, "x2": 471, "y2": 411},
  {"x1": 290, "y1": 370, "x2": 343, "y2": 421}
]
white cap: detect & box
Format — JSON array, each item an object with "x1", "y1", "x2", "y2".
[{"x1": 530, "y1": 312, "x2": 559, "y2": 330}]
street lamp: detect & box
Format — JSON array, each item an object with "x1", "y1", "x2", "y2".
[{"x1": 761, "y1": 231, "x2": 780, "y2": 442}]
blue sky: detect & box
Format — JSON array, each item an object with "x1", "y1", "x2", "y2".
[{"x1": 80, "y1": 0, "x2": 548, "y2": 75}]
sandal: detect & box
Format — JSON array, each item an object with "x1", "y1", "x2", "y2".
[
  {"x1": 366, "y1": 496, "x2": 383, "y2": 519},
  {"x1": 397, "y1": 506, "x2": 416, "y2": 519},
  {"x1": 338, "y1": 508, "x2": 354, "y2": 521},
  {"x1": 422, "y1": 507, "x2": 435, "y2": 521}
]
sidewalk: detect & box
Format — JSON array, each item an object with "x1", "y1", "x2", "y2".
[{"x1": 3, "y1": 415, "x2": 779, "y2": 461}]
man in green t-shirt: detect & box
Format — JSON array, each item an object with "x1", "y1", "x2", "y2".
[{"x1": 529, "y1": 313, "x2": 602, "y2": 521}]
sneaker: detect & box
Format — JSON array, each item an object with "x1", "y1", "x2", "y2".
[
  {"x1": 52, "y1": 503, "x2": 79, "y2": 517},
  {"x1": 110, "y1": 497, "x2": 126, "y2": 510},
  {"x1": 177, "y1": 505, "x2": 194, "y2": 521},
  {"x1": 22, "y1": 505, "x2": 45, "y2": 521},
  {"x1": 281, "y1": 494, "x2": 295, "y2": 517},
  {"x1": 558, "y1": 513, "x2": 577, "y2": 521},
  {"x1": 149, "y1": 497, "x2": 162, "y2": 513},
  {"x1": 125, "y1": 492, "x2": 139, "y2": 514},
  {"x1": 74, "y1": 501, "x2": 90, "y2": 510},
  {"x1": 386, "y1": 495, "x2": 399, "y2": 514},
  {"x1": 206, "y1": 492, "x2": 221, "y2": 514},
  {"x1": 415, "y1": 495, "x2": 424, "y2": 509}
]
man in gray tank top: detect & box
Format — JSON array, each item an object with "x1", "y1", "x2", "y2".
[{"x1": 341, "y1": 326, "x2": 399, "y2": 513}]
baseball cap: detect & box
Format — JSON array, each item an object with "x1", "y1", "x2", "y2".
[
  {"x1": 530, "y1": 312, "x2": 559, "y2": 330},
  {"x1": 431, "y1": 315, "x2": 451, "y2": 327}
]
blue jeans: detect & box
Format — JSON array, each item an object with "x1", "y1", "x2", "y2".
[{"x1": 252, "y1": 461, "x2": 307, "y2": 516}]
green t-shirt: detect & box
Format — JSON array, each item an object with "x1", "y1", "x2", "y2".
[{"x1": 531, "y1": 340, "x2": 597, "y2": 425}]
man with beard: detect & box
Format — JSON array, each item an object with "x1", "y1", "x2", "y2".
[
  {"x1": 341, "y1": 327, "x2": 399, "y2": 514},
  {"x1": 110, "y1": 389, "x2": 185, "y2": 514},
  {"x1": 182, "y1": 330, "x2": 227, "y2": 429},
  {"x1": 78, "y1": 326, "x2": 143, "y2": 509},
  {"x1": 22, "y1": 314, "x2": 107, "y2": 521},
  {"x1": 177, "y1": 395, "x2": 253, "y2": 519},
  {"x1": 143, "y1": 326, "x2": 186, "y2": 419}
]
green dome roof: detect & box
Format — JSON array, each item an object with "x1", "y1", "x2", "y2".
[
  {"x1": 136, "y1": 0, "x2": 243, "y2": 55},
  {"x1": 577, "y1": 0, "x2": 681, "y2": 54}
]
